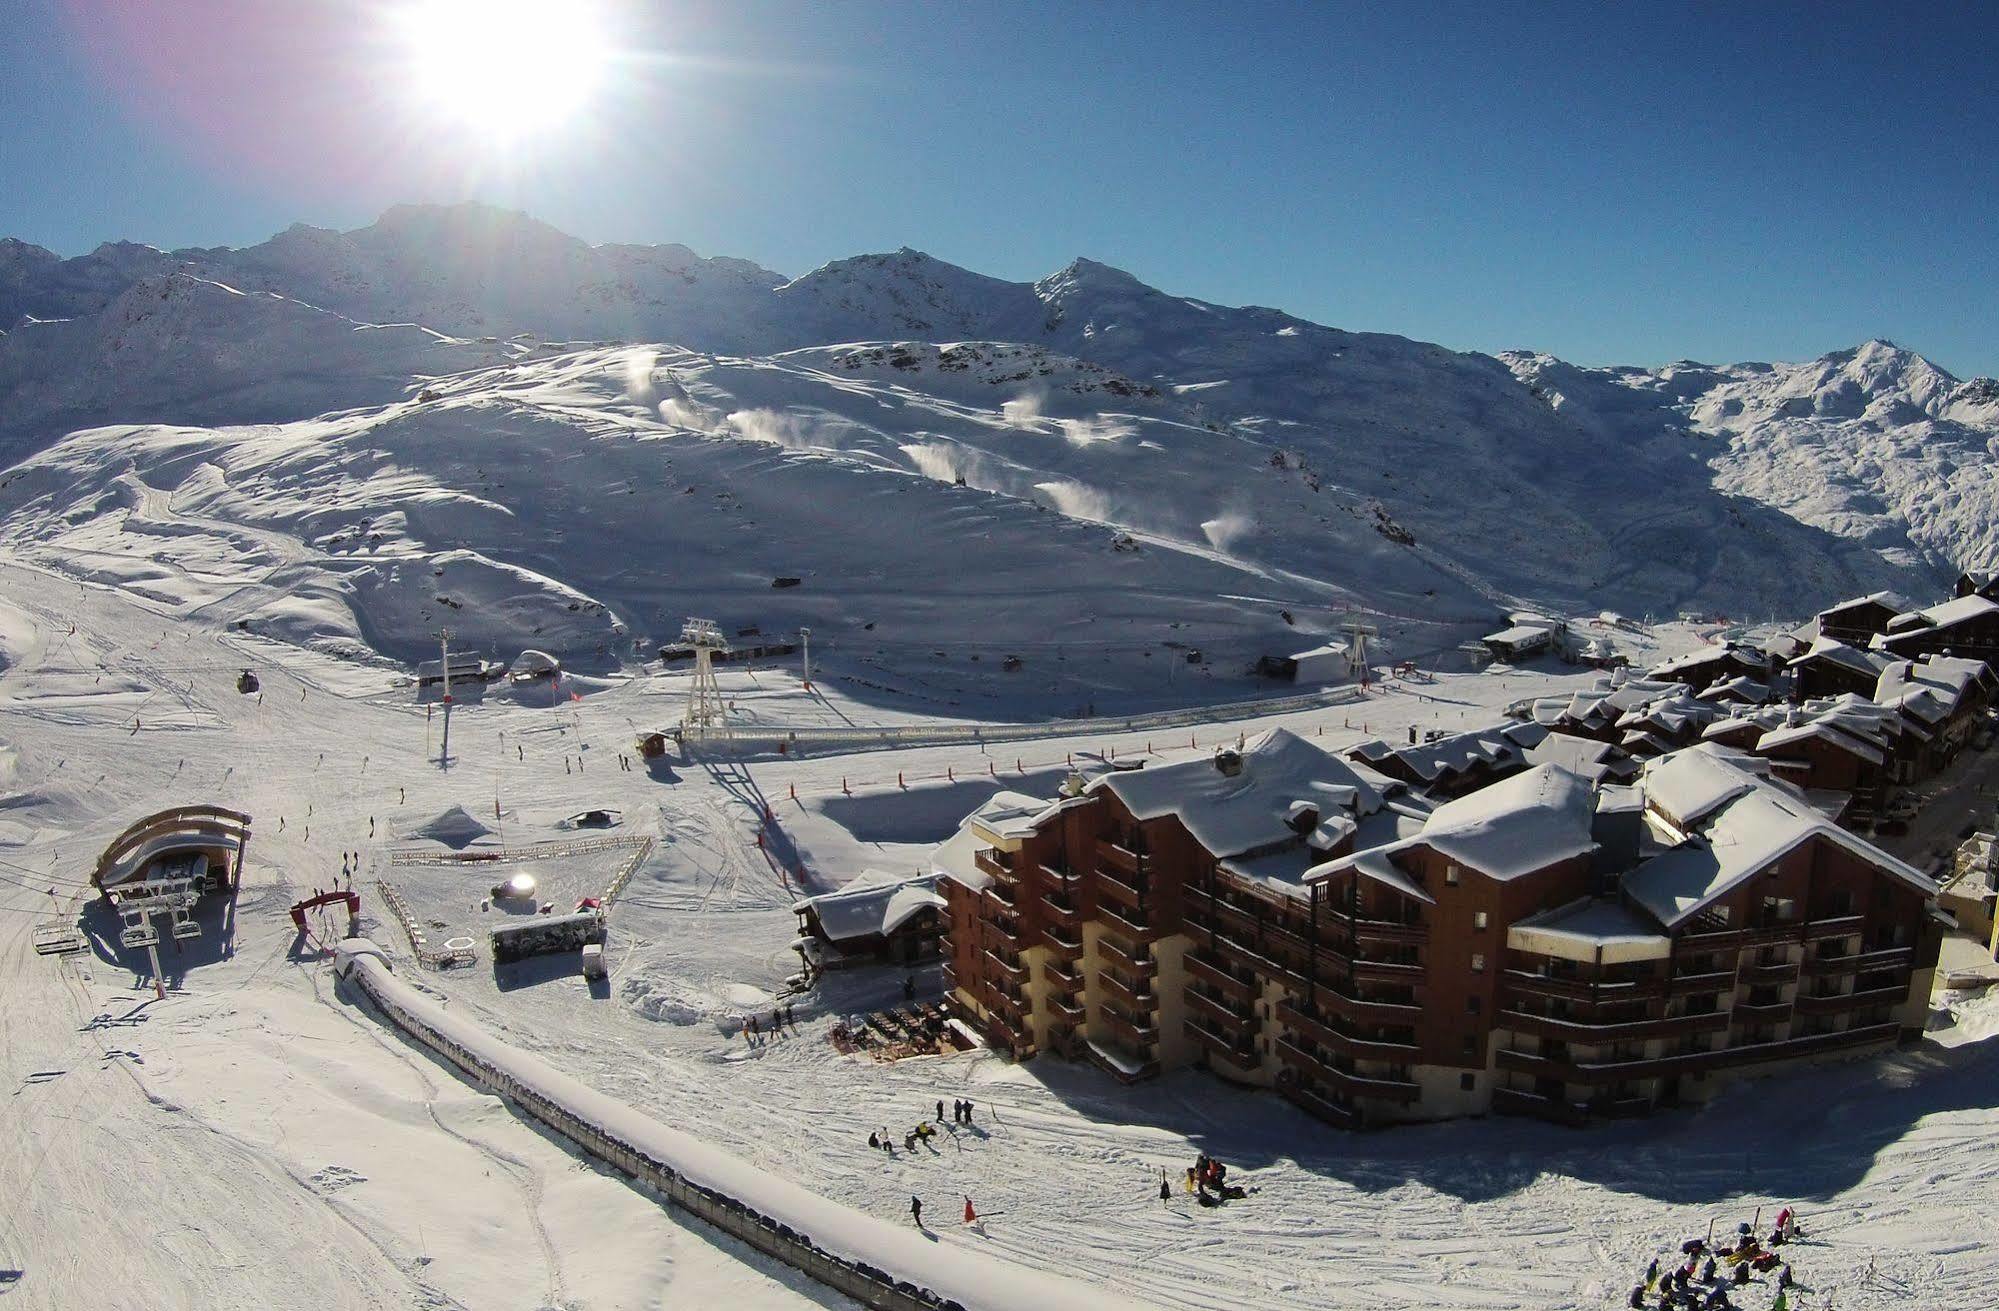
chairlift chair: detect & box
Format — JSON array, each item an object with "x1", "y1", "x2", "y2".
[
  {"x1": 171, "y1": 906, "x2": 202, "y2": 941},
  {"x1": 120, "y1": 919, "x2": 159, "y2": 950},
  {"x1": 32, "y1": 920, "x2": 85, "y2": 955}
]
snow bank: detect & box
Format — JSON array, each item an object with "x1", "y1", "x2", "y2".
[{"x1": 335, "y1": 940, "x2": 1140, "y2": 1311}]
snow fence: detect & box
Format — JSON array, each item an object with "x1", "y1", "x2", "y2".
[{"x1": 334, "y1": 939, "x2": 1139, "y2": 1311}]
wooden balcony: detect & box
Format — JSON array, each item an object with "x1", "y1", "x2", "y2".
[
  {"x1": 1731, "y1": 999, "x2": 1793, "y2": 1025},
  {"x1": 1099, "y1": 968, "x2": 1158, "y2": 1012},
  {"x1": 1210, "y1": 927, "x2": 1311, "y2": 993},
  {"x1": 1311, "y1": 987, "x2": 1423, "y2": 1026},
  {"x1": 1740, "y1": 961, "x2": 1799, "y2": 986},
  {"x1": 1100, "y1": 902, "x2": 1163, "y2": 943},
  {"x1": 1182, "y1": 950, "x2": 1253, "y2": 1002},
  {"x1": 1048, "y1": 995, "x2": 1086, "y2": 1026},
  {"x1": 1502, "y1": 969, "x2": 1663, "y2": 1003},
  {"x1": 1041, "y1": 893, "x2": 1081, "y2": 927},
  {"x1": 1495, "y1": 1021, "x2": 1898, "y2": 1085},
  {"x1": 1495, "y1": 1008, "x2": 1730, "y2": 1045},
  {"x1": 1803, "y1": 915, "x2": 1865, "y2": 942},
  {"x1": 1096, "y1": 839, "x2": 1142, "y2": 878},
  {"x1": 984, "y1": 880, "x2": 1017, "y2": 911},
  {"x1": 1101, "y1": 1004, "x2": 1159, "y2": 1049},
  {"x1": 1277, "y1": 1000, "x2": 1418, "y2": 1062},
  {"x1": 1795, "y1": 983, "x2": 1907, "y2": 1014},
  {"x1": 1044, "y1": 923, "x2": 1084, "y2": 958},
  {"x1": 1095, "y1": 866, "x2": 1145, "y2": 909},
  {"x1": 1043, "y1": 958, "x2": 1083, "y2": 992},
  {"x1": 1274, "y1": 1037, "x2": 1421, "y2": 1104},
  {"x1": 974, "y1": 849, "x2": 1015, "y2": 882},
  {"x1": 940, "y1": 961, "x2": 959, "y2": 994},
  {"x1": 1186, "y1": 1015, "x2": 1260, "y2": 1066},
  {"x1": 1279, "y1": 1080, "x2": 1359, "y2": 1130},
  {"x1": 1085, "y1": 1042, "x2": 1158, "y2": 1084},
  {"x1": 1352, "y1": 957, "x2": 1425, "y2": 984},
  {"x1": 1096, "y1": 932, "x2": 1155, "y2": 977},
  {"x1": 984, "y1": 949, "x2": 1028, "y2": 985},
  {"x1": 1665, "y1": 969, "x2": 1738, "y2": 996},
  {"x1": 1804, "y1": 945, "x2": 1912, "y2": 976},
  {"x1": 1186, "y1": 985, "x2": 1255, "y2": 1031},
  {"x1": 1352, "y1": 917, "x2": 1426, "y2": 947}
]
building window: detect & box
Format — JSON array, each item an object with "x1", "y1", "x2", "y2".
[
  {"x1": 1445, "y1": 865, "x2": 1460, "y2": 886},
  {"x1": 1459, "y1": 1072, "x2": 1476, "y2": 1092},
  {"x1": 1461, "y1": 1035, "x2": 1478, "y2": 1057},
  {"x1": 1471, "y1": 952, "x2": 1486, "y2": 973},
  {"x1": 1473, "y1": 911, "x2": 1488, "y2": 931},
  {"x1": 1466, "y1": 995, "x2": 1481, "y2": 1014}
]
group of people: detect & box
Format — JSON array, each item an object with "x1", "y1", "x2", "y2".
[
  {"x1": 869, "y1": 1097, "x2": 976, "y2": 1156},
  {"x1": 1167, "y1": 1153, "x2": 1245, "y2": 1208},
  {"x1": 742, "y1": 1002, "x2": 799, "y2": 1045},
  {"x1": 1630, "y1": 1209, "x2": 1801, "y2": 1310}
]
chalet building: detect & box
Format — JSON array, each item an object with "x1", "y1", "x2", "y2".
[
  {"x1": 1481, "y1": 613, "x2": 1564, "y2": 663},
  {"x1": 1645, "y1": 642, "x2": 1777, "y2": 694},
  {"x1": 1787, "y1": 637, "x2": 1891, "y2": 703},
  {"x1": 1874, "y1": 655, "x2": 1996, "y2": 774},
  {"x1": 793, "y1": 870, "x2": 947, "y2": 969},
  {"x1": 936, "y1": 732, "x2": 1941, "y2": 1130},
  {"x1": 1953, "y1": 569, "x2": 1999, "y2": 601},
  {"x1": 1517, "y1": 677, "x2": 1690, "y2": 745},
  {"x1": 1814, "y1": 592, "x2": 1911, "y2": 646},
  {"x1": 1872, "y1": 595, "x2": 1999, "y2": 663},
  {"x1": 1345, "y1": 721, "x2": 1547, "y2": 798},
  {"x1": 1750, "y1": 711, "x2": 1889, "y2": 803},
  {"x1": 1695, "y1": 675, "x2": 1773, "y2": 708}
]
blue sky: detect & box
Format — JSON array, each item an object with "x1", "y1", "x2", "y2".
[{"x1": 3, "y1": 0, "x2": 1994, "y2": 375}]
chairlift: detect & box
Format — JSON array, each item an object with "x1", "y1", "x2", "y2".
[
  {"x1": 171, "y1": 907, "x2": 202, "y2": 941},
  {"x1": 120, "y1": 921, "x2": 159, "y2": 950},
  {"x1": 32, "y1": 921, "x2": 84, "y2": 955}
]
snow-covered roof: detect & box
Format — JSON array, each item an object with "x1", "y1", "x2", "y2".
[
  {"x1": 1885, "y1": 594, "x2": 1999, "y2": 633},
  {"x1": 1523, "y1": 732, "x2": 1636, "y2": 784},
  {"x1": 1625, "y1": 749, "x2": 1935, "y2": 928},
  {"x1": 1484, "y1": 624, "x2": 1553, "y2": 648},
  {"x1": 1091, "y1": 728, "x2": 1382, "y2": 859},
  {"x1": 1508, "y1": 898, "x2": 1671, "y2": 963},
  {"x1": 1348, "y1": 720, "x2": 1547, "y2": 784},
  {"x1": 1310, "y1": 762, "x2": 1597, "y2": 886},
  {"x1": 1877, "y1": 654, "x2": 1991, "y2": 711},
  {"x1": 1755, "y1": 720, "x2": 1886, "y2": 765},
  {"x1": 1817, "y1": 590, "x2": 1911, "y2": 618},
  {"x1": 795, "y1": 870, "x2": 944, "y2": 942},
  {"x1": 1789, "y1": 636, "x2": 1888, "y2": 677},
  {"x1": 401, "y1": 804, "x2": 497, "y2": 847},
  {"x1": 1640, "y1": 748, "x2": 1756, "y2": 830}
]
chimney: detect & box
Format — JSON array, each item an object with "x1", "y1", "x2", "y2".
[
  {"x1": 1059, "y1": 771, "x2": 1086, "y2": 798},
  {"x1": 1213, "y1": 748, "x2": 1244, "y2": 778},
  {"x1": 1286, "y1": 800, "x2": 1319, "y2": 834},
  {"x1": 1590, "y1": 786, "x2": 1642, "y2": 890}
]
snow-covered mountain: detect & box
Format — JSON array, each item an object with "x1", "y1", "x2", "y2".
[{"x1": 0, "y1": 204, "x2": 1988, "y2": 701}]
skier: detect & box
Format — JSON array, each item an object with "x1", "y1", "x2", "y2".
[
  {"x1": 785, "y1": 1002, "x2": 796, "y2": 1027},
  {"x1": 937, "y1": 1099, "x2": 946, "y2": 1123},
  {"x1": 1732, "y1": 1261, "x2": 1749, "y2": 1288},
  {"x1": 1771, "y1": 1289, "x2": 1789, "y2": 1311},
  {"x1": 910, "y1": 1195, "x2": 923, "y2": 1228},
  {"x1": 903, "y1": 975, "x2": 916, "y2": 1002},
  {"x1": 868, "y1": 1131, "x2": 880, "y2": 1150},
  {"x1": 1700, "y1": 1257, "x2": 1716, "y2": 1284},
  {"x1": 963, "y1": 1195, "x2": 977, "y2": 1225},
  {"x1": 772, "y1": 1007, "x2": 783, "y2": 1034},
  {"x1": 1644, "y1": 1258, "x2": 1660, "y2": 1291},
  {"x1": 1627, "y1": 1286, "x2": 1646, "y2": 1309},
  {"x1": 961, "y1": 1098, "x2": 974, "y2": 1124},
  {"x1": 1159, "y1": 1173, "x2": 1171, "y2": 1203},
  {"x1": 1777, "y1": 1264, "x2": 1792, "y2": 1290}
]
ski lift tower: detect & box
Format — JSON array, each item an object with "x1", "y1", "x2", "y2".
[
  {"x1": 1345, "y1": 612, "x2": 1379, "y2": 688},
  {"x1": 679, "y1": 618, "x2": 733, "y2": 742}
]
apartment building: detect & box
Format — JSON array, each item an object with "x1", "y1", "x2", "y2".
[{"x1": 935, "y1": 730, "x2": 1942, "y2": 1130}]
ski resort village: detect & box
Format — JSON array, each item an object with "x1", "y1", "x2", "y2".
[{"x1": 8, "y1": 9, "x2": 1999, "y2": 1305}]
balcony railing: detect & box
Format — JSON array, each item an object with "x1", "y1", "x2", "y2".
[
  {"x1": 1804, "y1": 945, "x2": 1912, "y2": 976},
  {"x1": 1352, "y1": 917, "x2": 1427, "y2": 946},
  {"x1": 1492, "y1": 1085, "x2": 1652, "y2": 1126},
  {"x1": 1496, "y1": 1008, "x2": 1730, "y2": 1045},
  {"x1": 984, "y1": 949, "x2": 1028, "y2": 985},
  {"x1": 1665, "y1": 969, "x2": 1738, "y2": 996},
  {"x1": 1099, "y1": 968, "x2": 1157, "y2": 1011},
  {"x1": 1502, "y1": 969, "x2": 1663, "y2": 1002},
  {"x1": 1279, "y1": 1080, "x2": 1359, "y2": 1130},
  {"x1": 1100, "y1": 903, "x2": 1162, "y2": 943},
  {"x1": 1186, "y1": 985, "x2": 1254, "y2": 1031},
  {"x1": 1043, "y1": 958, "x2": 1083, "y2": 992},
  {"x1": 1495, "y1": 1021, "x2": 1898, "y2": 1085},
  {"x1": 1274, "y1": 1037, "x2": 1421, "y2": 1104},
  {"x1": 1096, "y1": 932, "x2": 1155, "y2": 977},
  {"x1": 1803, "y1": 915, "x2": 1865, "y2": 942},
  {"x1": 1095, "y1": 866, "x2": 1145, "y2": 909},
  {"x1": 1044, "y1": 924, "x2": 1084, "y2": 958},
  {"x1": 1185, "y1": 1015, "x2": 1260, "y2": 1066},
  {"x1": 1795, "y1": 983, "x2": 1907, "y2": 1014},
  {"x1": 1184, "y1": 949, "x2": 1256, "y2": 1000},
  {"x1": 1278, "y1": 1000, "x2": 1418, "y2": 1061},
  {"x1": 1731, "y1": 999, "x2": 1793, "y2": 1025},
  {"x1": 1097, "y1": 839, "x2": 1142, "y2": 877},
  {"x1": 1101, "y1": 1003, "x2": 1159, "y2": 1048},
  {"x1": 1740, "y1": 961, "x2": 1799, "y2": 985}
]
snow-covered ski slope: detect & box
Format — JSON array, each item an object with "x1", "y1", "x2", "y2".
[
  {"x1": 2, "y1": 204, "x2": 1983, "y2": 710},
  {"x1": 1, "y1": 561, "x2": 1994, "y2": 1309}
]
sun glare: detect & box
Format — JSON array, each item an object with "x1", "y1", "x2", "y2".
[{"x1": 393, "y1": 0, "x2": 613, "y2": 142}]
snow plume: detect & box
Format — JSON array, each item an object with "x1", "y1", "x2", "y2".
[
  {"x1": 1201, "y1": 506, "x2": 1256, "y2": 552},
  {"x1": 1000, "y1": 392, "x2": 1046, "y2": 428},
  {"x1": 1056, "y1": 414, "x2": 1136, "y2": 446},
  {"x1": 1034, "y1": 479, "x2": 1119, "y2": 525},
  {"x1": 902, "y1": 442, "x2": 971, "y2": 486},
  {"x1": 657, "y1": 396, "x2": 720, "y2": 432},
  {"x1": 727, "y1": 407, "x2": 815, "y2": 451},
  {"x1": 619, "y1": 348, "x2": 658, "y2": 404}
]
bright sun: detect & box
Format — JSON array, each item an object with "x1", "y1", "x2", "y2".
[{"x1": 393, "y1": 0, "x2": 613, "y2": 141}]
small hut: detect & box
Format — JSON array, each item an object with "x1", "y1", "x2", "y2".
[{"x1": 793, "y1": 871, "x2": 947, "y2": 968}]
